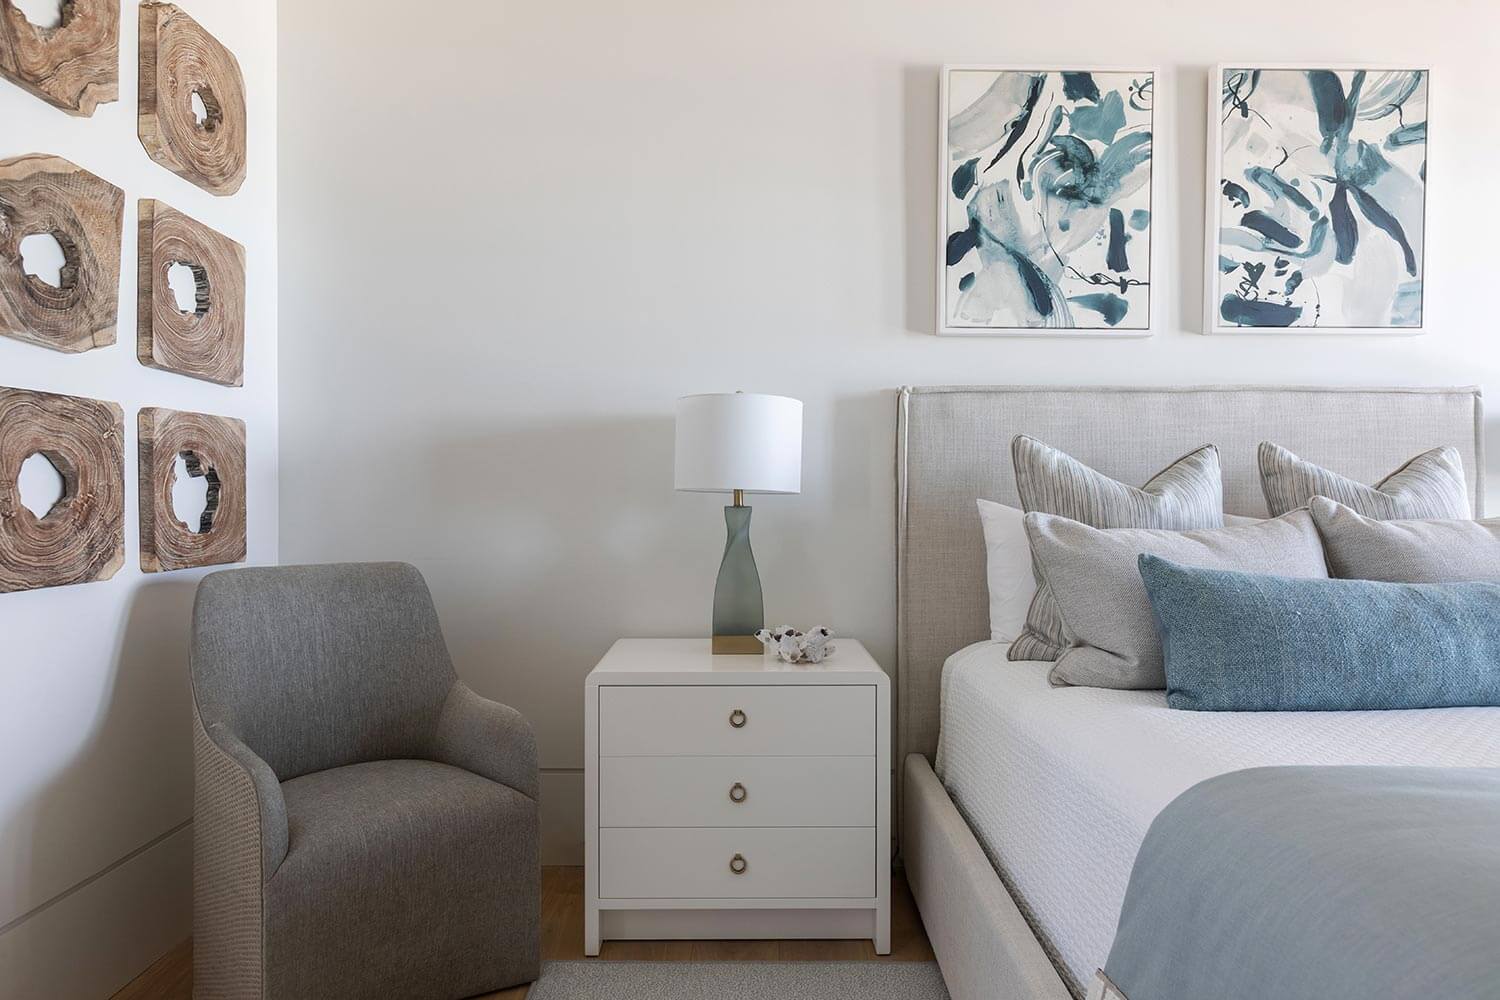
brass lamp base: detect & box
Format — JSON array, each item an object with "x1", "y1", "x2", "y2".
[{"x1": 712, "y1": 634, "x2": 763, "y2": 655}]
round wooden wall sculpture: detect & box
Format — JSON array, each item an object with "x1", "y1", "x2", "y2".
[
  {"x1": 0, "y1": 387, "x2": 125, "y2": 593},
  {"x1": 0, "y1": 0, "x2": 119, "y2": 116},
  {"x1": 0, "y1": 153, "x2": 124, "y2": 353},
  {"x1": 138, "y1": 407, "x2": 246, "y2": 573},
  {"x1": 137, "y1": 200, "x2": 246, "y2": 386},
  {"x1": 138, "y1": 3, "x2": 246, "y2": 196}
]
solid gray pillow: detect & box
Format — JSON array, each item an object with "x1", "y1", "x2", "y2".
[
  {"x1": 1309, "y1": 496, "x2": 1500, "y2": 582},
  {"x1": 1009, "y1": 436, "x2": 1224, "y2": 662},
  {"x1": 1258, "y1": 442, "x2": 1470, "y2": 519},
  {"x1": 1024, "y1": 509, "x2": 1329, "y2": 689}
]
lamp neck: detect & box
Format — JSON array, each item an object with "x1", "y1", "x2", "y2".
[{"x1": 732, "y1": 489, "x2": 745, "y2": 508}]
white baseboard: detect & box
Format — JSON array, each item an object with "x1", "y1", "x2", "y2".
[
  {"x1": 0, "y1": 823, "x2": 191, "y2": 999},
  {"x1": 541, "y1": 769, "x2": 584, "y2": 865}
]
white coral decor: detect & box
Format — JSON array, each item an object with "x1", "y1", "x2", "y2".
[{"x1": 754, "y1": 625, "x2": 837, "y2": 664}]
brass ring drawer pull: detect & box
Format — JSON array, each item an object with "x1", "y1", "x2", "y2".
[
  {"x1": 729, "y1": 709, "x2": 747, "y2": 729},
  {"x1": 729, "y1": 853, "x2": 747, "y2": 875},
  {"x1": 729, "y1": 782, "x2": 747, "y2": 803}
]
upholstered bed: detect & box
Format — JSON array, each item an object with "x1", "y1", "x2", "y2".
[
  {"x1": 894, "y1": 385, "x2": 1489, "y2": 1000},
  {"x1": 937, "y1": 641, "x2": 1500, "y2": 996}
]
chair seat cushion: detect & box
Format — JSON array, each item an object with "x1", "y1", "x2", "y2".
[{"x1": 266, "y1": 759, "x2": 539, "y2": 1000}]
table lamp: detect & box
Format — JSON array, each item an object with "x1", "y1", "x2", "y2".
[{"x1": 674, "y1": 392, "x2": 803, "y2": 653}]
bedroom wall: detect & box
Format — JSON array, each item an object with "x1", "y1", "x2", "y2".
[
  {"x1": 0, "y1": 4, "x2": 278, "y2": 995},
  {"x1": 278, "y1": 0, "x2": 1500, "y2": 862}
]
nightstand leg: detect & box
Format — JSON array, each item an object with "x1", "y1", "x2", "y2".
[
  {"x1": 585, "y1": 904, "x2": 600, "y2": 956},
  {"x1": 875, "y1": 904, "x2": 891, "y2": 955}
]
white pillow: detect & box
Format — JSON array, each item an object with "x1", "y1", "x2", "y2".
[{"x1": 976, "y1": 499, "x2": 1035, "y2": 642}]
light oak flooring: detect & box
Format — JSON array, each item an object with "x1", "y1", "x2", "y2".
[{"x1": 113, "y1": 866, "x2": 935, "y2": 999}]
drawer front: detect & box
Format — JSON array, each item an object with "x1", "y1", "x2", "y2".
[
  {"x1": 599, "y1": 827, "x2": 875, "y2": 899},
  {"x1": 600, "y1": 755, "x2": 873, "y2": 828},
  {"x1": 599, "y1": 685, "x2": 875, "y2": 757}
]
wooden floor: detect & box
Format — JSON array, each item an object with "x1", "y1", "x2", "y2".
[{"x1": 114, "y1": 866, "x2": 934, "y2": 999}]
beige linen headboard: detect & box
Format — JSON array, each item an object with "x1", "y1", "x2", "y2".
[{"x1": 895, "y1": 384, "x2": 1485, "y2": 776}]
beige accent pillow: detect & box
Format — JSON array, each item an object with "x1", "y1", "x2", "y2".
[
  {"x1": 1025, "y1": 509, "x2": 1329, "y2": 689},
  {"x1": 1309, "y1": 496, "x2": 1500, "y2": 582}
]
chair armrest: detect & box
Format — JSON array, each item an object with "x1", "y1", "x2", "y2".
[
  {"x1": 430, "y1": 682, "x2": 539, "y2": 799},
  {"x1": 196, "y1": 716, "x2": 290, "y2": 879}
]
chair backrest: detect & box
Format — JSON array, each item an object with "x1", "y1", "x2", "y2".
[{"x1": 191, "y1": 562, "x2": 457, "y2": 781}]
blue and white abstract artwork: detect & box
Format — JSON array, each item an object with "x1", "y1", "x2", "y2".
[
  {"x1": 1212, "y1": 68, "x2": 1428, "y2": 332},
  {"x1": 941, "y1": 67, "x2": 1154, "y2": 335}
]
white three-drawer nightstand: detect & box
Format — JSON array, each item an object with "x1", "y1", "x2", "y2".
[{"x1": 584, "y1": 638, "x2": 891, "y2": 955}]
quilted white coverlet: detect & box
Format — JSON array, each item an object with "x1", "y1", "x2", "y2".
[{"x1": 934, "y1": 641, "x2": 1500, "y2": 997}]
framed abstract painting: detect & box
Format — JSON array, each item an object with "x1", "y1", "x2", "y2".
[
  {"x1": 1206, "y1": 65, "x2": 1429, "y2": 334},
  {"x1": 939, "y1": 65, "x2": 1156, "y2": 337}
]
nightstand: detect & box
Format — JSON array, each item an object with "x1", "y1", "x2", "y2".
[{"x1": 584, "y1": 638, "x2": 891, "y2": 955}]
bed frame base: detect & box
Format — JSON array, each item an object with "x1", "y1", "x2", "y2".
[{"x1": 903, "y1": 753, "x2": 1073, "y2": 1000}]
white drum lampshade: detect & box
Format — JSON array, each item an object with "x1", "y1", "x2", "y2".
[{"x1": 674, "y1": 393, "x2": 802, "y2": 495}]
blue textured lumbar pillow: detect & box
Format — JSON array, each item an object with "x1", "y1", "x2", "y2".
[{"x1": 1138, "y1": 554, "x2": 1500, "y2": 712}]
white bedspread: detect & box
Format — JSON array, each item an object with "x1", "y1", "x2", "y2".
[{"x1": 934, "y1": 640, "x2": 1500, "y2": 997}]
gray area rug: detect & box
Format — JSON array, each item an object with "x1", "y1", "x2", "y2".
[{"x1": 525, "y1": 961, "x2": 950, "y2": 999}]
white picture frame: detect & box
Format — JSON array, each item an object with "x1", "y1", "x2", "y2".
[
  {"x1": 937, "y1": 64, "x2": 1158, "y2": 338},
  {"x1": 1203, "y1": 63, "x2": 1430, "y2": 336}
]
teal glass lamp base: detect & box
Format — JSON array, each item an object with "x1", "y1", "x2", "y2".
[{"x1": 712, "y1": 504, "x2": 764, "y2": 654}]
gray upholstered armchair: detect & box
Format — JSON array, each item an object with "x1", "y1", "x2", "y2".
[{"x1": 189, "y1": 562, "x2": 540, "y2": 1000}]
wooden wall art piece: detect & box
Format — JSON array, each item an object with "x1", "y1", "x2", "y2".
[
  {"x1": 0, "y1": 0, "x2": 119, "y2": 116},
  {"x1": 138, "y1": 3, "x2": 247, "y2": 196},
  {"x1": 138, "y1": 407, "x2": 246, "y2": 573},
  {"x1": 0, "y1": 387, "x2": 125, "y2": 593},
  {"x1": 137, "y1": 200, "x2": 245, "y2": 386},
  {"x1": 0, "y1": 153, "x2": 124, "y2": 353}
]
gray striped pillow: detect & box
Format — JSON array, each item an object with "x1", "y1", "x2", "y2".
[
  {"x1": 1008, "y1": 436, "x2": 1225, "y2": 662},
  {"x1": 1258, "y1": 443, "x2": 1470, "y2": 519}
]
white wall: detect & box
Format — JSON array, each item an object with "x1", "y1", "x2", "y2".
[
  {"x1": 0, "y1": 3, "x2": 277, "y2": 995},
  {"x1": 278, "y1": 0, "x2": 1500, "y2": 862}
]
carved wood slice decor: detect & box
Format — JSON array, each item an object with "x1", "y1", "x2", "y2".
[
  {"x1": 0, "y1": 387, "x2": 125, "y2": 592},
  {"x1": 137, "y1": 200, "x2": 245, "y2": 386},
  {"x1": 0, "y1": 153, "x2": 124, "y2": 353},
  {"x1": 138, "y1": 407, "x2": 246, "y2": 573},
  {"x1": 0, "y1": 0, "x2": 119, "y2": 116},
  {"x1": 138, "y1": 3, "x2": 246, "y2": 196}
]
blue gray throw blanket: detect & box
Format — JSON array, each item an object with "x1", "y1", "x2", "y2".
[{"x1": 1103, "y1": 766, "x2": 1500, "y2": 1000}]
